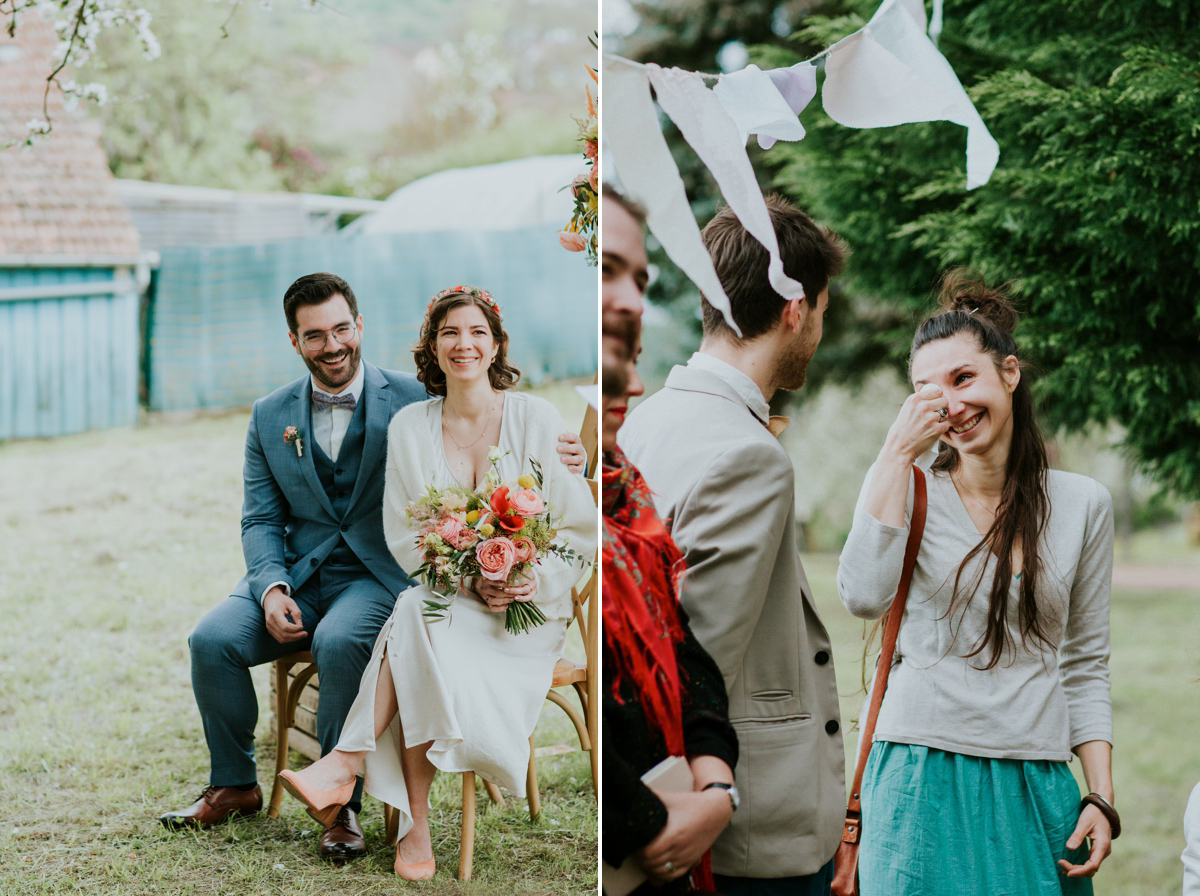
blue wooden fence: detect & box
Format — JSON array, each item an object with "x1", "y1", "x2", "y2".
[
  {"x1": 148, "y1": 227, "x2": 597, "y2": 412},
  {"x1": 0, "y1": 266, "x2": 139, "y2": 439}
]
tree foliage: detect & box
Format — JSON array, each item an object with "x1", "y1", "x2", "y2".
[
  {"x1": 77, "y1": 1, "x2": 353, "y2": 192},
  {"x1": 35, "y1": 0, "x2": 592, "y2": 196},
  {"x1": 623, "y1": 0, "x2": 1200, "y2": 498},
  {"x1": 766, "y1": 0, "x2": 1200, "y2": 497}
]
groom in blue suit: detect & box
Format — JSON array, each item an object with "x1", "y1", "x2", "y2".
[{"x1": 160, "y1": 273, "x2": 428, "y2": 857}]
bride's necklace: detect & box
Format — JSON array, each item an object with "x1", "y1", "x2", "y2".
[{"x1": 443, "y1": 395, "x2": 500, "y2": 450}]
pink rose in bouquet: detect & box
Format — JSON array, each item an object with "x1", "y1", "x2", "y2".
[
  {"x1": 508, "y1": 488, "x2": 545, "y2": 517},
  {"x1": 476, "y1": 536, "x2": 518, "y2": 582}
]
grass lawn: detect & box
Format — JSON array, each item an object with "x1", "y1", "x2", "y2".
[
  {"x1": 803, "y1": 552, "x2": 1200, "y2": 896},
  {"x1": 0, "y1": 383, "x2": 596, "y2": 896}
]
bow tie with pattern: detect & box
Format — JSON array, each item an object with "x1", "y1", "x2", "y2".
[{"x1": 312, "y1": 391, "x2": 357, "y2": 412}]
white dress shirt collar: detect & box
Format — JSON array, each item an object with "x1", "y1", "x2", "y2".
[
  {"x1": 311, "y1": 362, "x2": 365, "y2": 461},
  {"x1": 686, "y1": 351, "x2": 771, "y2": 425}
]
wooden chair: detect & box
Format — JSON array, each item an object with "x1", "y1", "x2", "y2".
[
  {"x1": 529, "y1": 476, "x2": 599, "y2": 807},
  {"x1": 267, "y1": 651, "x2": 406, "y2": 838},
  {"x1": 270, "y1": 573, "x2": 597, "y2": 879},
  {"x1": 267, "y1": 650, "x2": 319, "y2": 819},
  {"x1": 269, "y1": 393, "x2": 601, "y2": 880},
  {"x1": 545, "y1": 393, "x2": 598, "y2": 796}
]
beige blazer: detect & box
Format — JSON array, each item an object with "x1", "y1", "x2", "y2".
[{"x1": 618, "y1": 364, "x2": 844, "y2": 879}]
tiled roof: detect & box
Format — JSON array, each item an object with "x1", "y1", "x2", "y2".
[{"x1": 0, "y1": 13, "x2": 141, "y2": 259}]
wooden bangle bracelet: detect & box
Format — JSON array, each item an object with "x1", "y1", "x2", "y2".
[{"x1": 1080, "y1": 792, "x2": 1121, "y2": 839}]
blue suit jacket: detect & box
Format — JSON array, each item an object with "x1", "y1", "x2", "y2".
[{"x1": 234, "y1": 362, "x2": 429, "y2": 603}]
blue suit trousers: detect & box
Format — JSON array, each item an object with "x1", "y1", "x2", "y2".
[{"x1": 189, "y1": 563, "x2": 397, "y2": 801}]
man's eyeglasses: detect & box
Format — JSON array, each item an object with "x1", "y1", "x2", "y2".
[{"x1": 301, "y1": 324, "x2": 358, "y2": 352}]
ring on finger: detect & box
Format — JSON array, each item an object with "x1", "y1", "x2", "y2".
[
  {"x1": 663, "y1": 861, "x2": 675, "y2": 873},
  {"x1": 938, "y1": 408, "x2": 948, "y2": 419}
]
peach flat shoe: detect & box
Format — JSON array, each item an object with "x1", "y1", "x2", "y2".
[
  {"x1": 276, "y1": 770, "x2": 355, "y2": 828},
  {"x1": 394, "y1": 847, "x2": 436, "y2": 881}
]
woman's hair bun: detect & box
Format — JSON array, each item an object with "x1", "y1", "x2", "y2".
[{"x1": 935, "y1": 267, "x2": 1019, "y2": 335}]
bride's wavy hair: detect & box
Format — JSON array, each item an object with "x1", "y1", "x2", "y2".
[
  {"x1": 913, "y1": 268, "x2": 1051, "y2": 669},
  {"x1": 413, "y1": 286, "x2": 521, "y2": 396}
]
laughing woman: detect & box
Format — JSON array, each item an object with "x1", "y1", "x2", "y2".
[
  {"x1": 837, "y1": 270, "x2": 1118, "y2": 895},
  {"x1": 278, "y1": 285, "x2": 596, "y2": 879}
]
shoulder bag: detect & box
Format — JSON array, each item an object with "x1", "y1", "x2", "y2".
[{"x1": 831, "y1": 465, "x2": 927, "y2": 896}]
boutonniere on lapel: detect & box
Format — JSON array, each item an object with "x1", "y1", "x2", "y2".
[{"x1": 284, "y1": 426, "x2": 304, "y2": 457}]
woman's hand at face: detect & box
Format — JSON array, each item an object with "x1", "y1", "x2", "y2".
[
  {"x1": 881, "y1": 382, "x2": 952, "y2": 465},
  {"x1": 636, "y1": 788, "x2": 734, "y2": 884},
  {"x1": 473, "y1": 570, "x2": 539, "y2": 612}
]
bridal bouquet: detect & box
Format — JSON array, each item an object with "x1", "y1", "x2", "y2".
[{"x1": 407, "y1": 449, "x2": 583, "y2": 635}]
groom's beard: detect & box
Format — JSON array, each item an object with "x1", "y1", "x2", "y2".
[
  {"x1": 774, "y1": 341, "x2": 812, "y2": 392},
  {"x1": 304, "y1": 342, "x2": 362, "y2": 393}
]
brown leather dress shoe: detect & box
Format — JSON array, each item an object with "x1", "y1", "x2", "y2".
[
  {"x1": 159, "y1": 785, "x2": 263, "y2": 830},
  {"x1": 319, "y1": 806, "x2": 367, "y2": 860}
]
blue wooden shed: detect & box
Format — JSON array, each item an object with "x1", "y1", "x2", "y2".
[{"x1": 0, "y1": 14, "x2": 147, "y2": 441}]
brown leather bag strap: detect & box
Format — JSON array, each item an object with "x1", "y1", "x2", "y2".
[{"x1": 845, "y1": 466, "x2": 927, "y2": 814}]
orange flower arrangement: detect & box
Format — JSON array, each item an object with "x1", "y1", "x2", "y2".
[{"x1": 559, "y1": 44, "x2": 598, "y2": 265}]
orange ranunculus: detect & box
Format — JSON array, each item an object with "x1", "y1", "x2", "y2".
[{"x1": 489, "y1": 485, "x2": 526, "y2": 532}]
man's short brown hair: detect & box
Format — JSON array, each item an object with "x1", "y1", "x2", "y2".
[
  {"x1": 700, "y1": 195, "x2": 847, "y2": 341},
  {"x1": 284, "y1": 272, "x2": 359, "y2": 333}
]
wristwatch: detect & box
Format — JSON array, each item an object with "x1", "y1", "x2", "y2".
[{"x1": 702, "y1": 781, "x2": 740, "y2": 812}]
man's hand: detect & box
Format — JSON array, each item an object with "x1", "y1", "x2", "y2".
[
  {"x1": 263, "y1": 586, "x2": 307, "y2": 643},
  {"x1": 557, "y1": 432, "x2": 587, "y2": 474}
]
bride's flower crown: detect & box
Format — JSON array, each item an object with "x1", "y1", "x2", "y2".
[{"x1": 427, "y1": 285, "x2": 501, "y2": 320}]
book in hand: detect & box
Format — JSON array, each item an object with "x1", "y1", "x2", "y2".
[{"x1": 602, "y1": 755, "x2": 695, "y2": 896}]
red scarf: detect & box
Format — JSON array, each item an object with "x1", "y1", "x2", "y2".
[
  {"x1": 603, "y1": 447, "x2": 715, "y2": 892},
  {"x1": 602, "y1": 447, "x2": 688, "y2": 755}
]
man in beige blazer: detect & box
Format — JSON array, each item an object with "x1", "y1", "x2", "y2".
[{"x1": 618, "y1": 195, "x2": 848, "y2": 896}]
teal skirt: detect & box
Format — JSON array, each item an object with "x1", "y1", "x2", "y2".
[{"x1": 859, "y1": 742, "x2": 1093, "y2": 896}]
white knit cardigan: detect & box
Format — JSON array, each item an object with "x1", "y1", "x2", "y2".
[{"x1": 382, "y1": 391, "x2": 596, "y2": 620}]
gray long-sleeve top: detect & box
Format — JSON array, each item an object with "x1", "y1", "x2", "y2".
[{"x1": 837, "y1": 466, "x2": 1114, "y2": 761}]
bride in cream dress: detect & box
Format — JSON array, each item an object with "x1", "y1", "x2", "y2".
[{"x1": 278, "y1": 285, "x2": 595, "y2": 879}]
